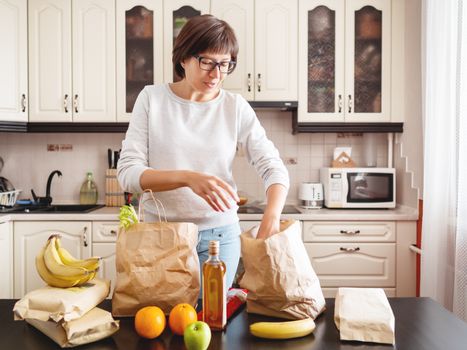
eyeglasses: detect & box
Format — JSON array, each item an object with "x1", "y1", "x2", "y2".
[{"x1": 193, "y1": 55, "x2": 237, "y2": 74}]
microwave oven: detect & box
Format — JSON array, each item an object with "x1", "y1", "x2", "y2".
[{"x1": 320, "y1": 168, "x2": 396, "y2": 208}]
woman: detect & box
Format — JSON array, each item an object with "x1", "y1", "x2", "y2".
[{"x1": 117, "y1": 14, "x2": 289, "y2": 289}]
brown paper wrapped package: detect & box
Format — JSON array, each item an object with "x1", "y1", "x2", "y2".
[
  {"x1": 334, "y1": 287, "x2": 395, "y2": 345},
  {"x1": 112, "y1": 221, "x2": 200, "y2": 316},
  {"x1": 239, "y1": 220, "x2": 326, "y2": 320},
  {"x1": 26, "y1": 307, "x2": 119, "y2": 348},
  {"x1": 13, "y1": 279, "x2": 110, "y2": 322}
]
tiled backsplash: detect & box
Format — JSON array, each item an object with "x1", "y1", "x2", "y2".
[{"x1": 0, "y1": 111, "x2": 387, "y2": 204}]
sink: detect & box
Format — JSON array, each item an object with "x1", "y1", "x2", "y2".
[
  {"x1": 39, "y1": 204, "x2": 105, "y2": 213},
  {"x1": 0, "y1": 204, "x2": 104, "y2": 213}
]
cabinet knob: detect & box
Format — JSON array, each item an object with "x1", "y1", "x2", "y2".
[
  {"x1": 74, "y1": 94, "x2": 79, "y2": 113},
  {"x1": 340, "y1": 247, "x2": 360, "y2": 252},
  {"x1": 83, "y1": 226, "x2": 88, "y2": 247},
  {"x1": 338, "y1": 94, "x2": 342, "y2": 113},
  {"x1": 348, "y1": 94, "x2": 352, "y2": 113},
  {"x1": 64, "y1": 94, "x2": 69, "y2": 113},
  {"x1": 257, "y1": 73, "x2": 261, "y2": 92},
  {"x1": 340, "y1": 229, "x2": 360, "y2": 235},
  {"x1": 21, "y1": 94, "x2": 27, "y2": 112},
  {"x1": 247, "y1": 73, "x2": 252, "y2": 92}
]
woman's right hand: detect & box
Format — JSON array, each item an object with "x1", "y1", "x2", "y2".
[{"x1": 186, "y1": 171, "x2": 239, "y2": 212}]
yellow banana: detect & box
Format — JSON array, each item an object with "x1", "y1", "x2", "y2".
[
  {"x1": 43, "y1": 236, "x2": 90, "y2": 278},
  {"x1": 250, "y1": 318, "x2": 316, "y2": 340},
  {"x1": 35, "y1": 245, "x2": 84, "y2": 288},
  {"x1": 55, "y1": 236, "x2": 100, "y2": 271}
]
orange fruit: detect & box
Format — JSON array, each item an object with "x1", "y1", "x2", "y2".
[
  {"x1": 168, "y1": 303, "x2": 198, "y2": 336},
  {"x1": 134, "y1": 306, "x2": 166, "y2": 339}
]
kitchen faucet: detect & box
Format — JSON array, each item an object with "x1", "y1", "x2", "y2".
[{"x1": 31, "y1": 170, "x2": 62, "y2": 206}]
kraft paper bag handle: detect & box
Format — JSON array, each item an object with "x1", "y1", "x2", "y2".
[{"x1": 138, "y1": 189, "x2": 167, "y2": 223}]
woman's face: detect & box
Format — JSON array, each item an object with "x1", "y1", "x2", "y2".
[{"x1": 182, "y1": 52, "x2": 232, "y2": 97}]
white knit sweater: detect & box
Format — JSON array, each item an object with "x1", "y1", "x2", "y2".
[{"x1": 117, "y1": 84, "x2": 289, "y2": 230}]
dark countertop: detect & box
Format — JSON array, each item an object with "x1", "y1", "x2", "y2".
[{"x1": 1, "y1": 298, "x2": 467, "y2": 350}]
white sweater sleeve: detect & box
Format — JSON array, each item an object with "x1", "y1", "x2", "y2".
[
  {"x1": 117, "y1": 87, "x2": 151, "y2": 193},
  {"x1": 237, "y1": 98, "x2": 290, "y2": 192}
]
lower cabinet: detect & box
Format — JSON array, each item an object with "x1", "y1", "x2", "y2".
[
  {"x1": 0, "y1": 221, "x2": 13, "y2": 298},
  {"x1": 92, "y1": 221, "x2": 119, "y2": 298},
  {"x1": 303, "y1": 221, "x2": 416, "y2": 297},
  {"x1": 13, "y1": 221, "x2": 92, "y2": 298}
]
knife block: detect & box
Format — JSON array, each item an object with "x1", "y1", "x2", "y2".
[{"x1": 105, "y1": 169, "x2": 125, "y2": 207}]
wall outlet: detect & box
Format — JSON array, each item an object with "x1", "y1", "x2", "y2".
[
  {"x1": 284, "y1": 157, "x2": 298, "y2": 165},
  {"x1": 60, "y1": 144, "x2": 73, "y2": 151},
  {"x1": 47, "y1": 144, "x2": 59, "y2": 152}
]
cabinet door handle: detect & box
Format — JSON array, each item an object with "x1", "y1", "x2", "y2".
[
  {"x1": 21, "y1": 94, "x2": 27, "y2": 112},
  {"x1": 348, "y1": 94, "x2": 352, "y2": 113},
  {"x1": 64, "y1": 94, "x2": 69, "y2": 113},
  {"x1": 257, "y1": 73, "x2": 261, "y2": 92},
  {"x1": 338, "y1": 94, "x2": 342, "y2": 113},
  {"x1": 83, "y1": 226, "x2": 88, "y2": 247},
  {"x1": 74, "y1": 94, "x2": 79, "y2": 113},
  {"x1": 247, "y1": 73, "x2": 252, "y2": 92},
  {"x1": 340, "y1": 229, "x2": 360, "y2": 235},
  {"x1": 340, "y1": 247, "x2": 360, "y2": 252}
]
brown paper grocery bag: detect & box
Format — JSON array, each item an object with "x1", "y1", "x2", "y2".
[
  {"x1": 239, "y1": 219, "x2": 326, "y2": 320},
  {"x1": 334, "y1": 288, "x2": 395, "y2": 345},
  {"x1": 112, "y1": 191, "x2": 200, "y2": 316}
]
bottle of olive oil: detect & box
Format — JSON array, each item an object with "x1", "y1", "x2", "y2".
[
  {"x1": 79, "y1": 172, "x2": 98, "y2": 205},
  {"x1": 202, "y1": 240, "x2": 227, "y2": 330}
]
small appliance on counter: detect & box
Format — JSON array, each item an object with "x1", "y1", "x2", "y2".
[
  {"x1": 298, "y1": 182, "x2": 323, "y2": 209},
  {"x1": 320, "y1": 167, "x2": 396, "y2": 208}
]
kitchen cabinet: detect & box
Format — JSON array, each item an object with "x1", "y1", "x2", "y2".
[
  {"x1": 298, "y1": 0, "x2": 391, "y2": 123},
  {"x1": 163, "y1": 0, "x2": 210, "y2": 83},
  {"x1": 116, "y1": 0, "x2": 163, "y2": 121},
  {"x1": 92, "y1": 221, "x2": 118, "y2": 298},
  {"x1": 211, "y1": 0, "x2": 298, "y2": 101},
  {"x1": 13, "y1": 221, "x2": 92, "y2": 298},
  {"x1": 28, "y1": 0, "x2": 116, "y2": 122},
  {"x1": 303, "y1": 220, "x2": 416, "y2": 297},
  {"x1": 0, "y1": 0, "x2": 28, "y2": 122},
  {"x1": 0, "y1": 221, "x2": 13, "y2": 298}
]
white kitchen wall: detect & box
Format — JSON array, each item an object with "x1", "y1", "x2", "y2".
[{"x1": 0, "y1": 110, "x2": 387, "y2": 204}]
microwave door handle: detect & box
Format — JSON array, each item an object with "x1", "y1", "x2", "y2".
[{"x1": 342, "y1": 175, "x2": 350, "y2": 201}]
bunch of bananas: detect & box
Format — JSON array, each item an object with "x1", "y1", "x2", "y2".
[
  {"x1": 35, "y1": 234, "x2": 101, "y2": 288},
  {"x1": 250, "y1": 317, "x2": 316, "y2": 339}
]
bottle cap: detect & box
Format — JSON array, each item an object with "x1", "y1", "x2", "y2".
[{"x1": 208, "y1": 240, "x2": 219, "y2": 255}]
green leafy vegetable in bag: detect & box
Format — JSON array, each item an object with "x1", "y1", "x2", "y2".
[{"x1": 119, "y1": 204, "x2": 139, "y2": 229}]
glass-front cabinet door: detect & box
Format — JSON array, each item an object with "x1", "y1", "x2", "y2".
[
  {"x1": 345, "y1": 0, "x2": 390, "y2": 122},
  {"x1": 298, "y1": 0, "x2": 391, "y2": 123},
  {"x1": 299, "y1": 0, "x2": 344, "y2": 122},
  {"x1": 116, "y1": 0, "x2": 163, "y2": 121},
  {"x1": 163, "y1": 0, "x2": 210, "y2": 83}
]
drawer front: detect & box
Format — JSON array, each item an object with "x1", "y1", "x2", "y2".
[
  {"x1": 92, "y1": 221, "x2": 119, "y2": 242},
  {"x1": 321, "y1": 288, "x2": 396, "y2": 298},
  {"x1": 305, "y1": 243, "x2": 395, "y2": 287},
  {"x1": 303, "y1": 222, "x2": 395, "y2": 242}
]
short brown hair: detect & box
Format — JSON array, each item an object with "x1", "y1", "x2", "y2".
[{"x1": 172, "y1": 15, "x2": 239, "y2": 79}]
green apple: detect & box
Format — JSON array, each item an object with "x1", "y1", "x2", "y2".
[{"x1": 183, "y1": 321, "x2": 211, "y2": 350}]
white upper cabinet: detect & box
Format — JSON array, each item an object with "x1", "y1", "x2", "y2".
[
  {"x1": 0, "y1": 0, "x2": 28, "y2": 122},
  {"x1": 29, "y1": 0, "x2": 116, "y2": 122},
  {"x1": 163, "y1": 0, "x2": 210, "y2": 83},
  {"x1": 212, "y1": 0, "x2": 298, "y2": 101},
  {"x1": 116, "y1": 0, "x2": 163, "y2": 122},
  {"x1": 298, "y1": 0, "x2": 391, "y2": 122}
]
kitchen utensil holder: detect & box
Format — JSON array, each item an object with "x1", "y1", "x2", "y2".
[{"x1": 105, "y1": 169, "x2": 125, "y2": 207}]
